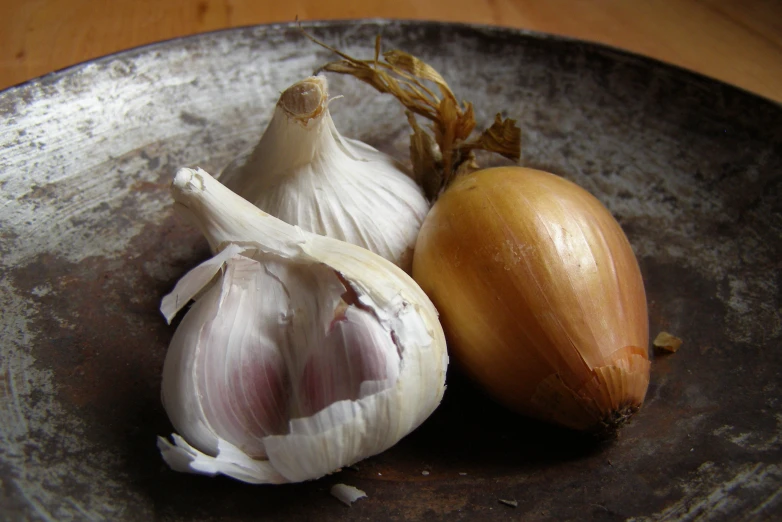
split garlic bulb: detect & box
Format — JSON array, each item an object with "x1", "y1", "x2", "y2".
[
  {"x1": 219, "y1": 76, "x2": 430, "y2": 272},
  {"x1": 157, "y1": 167, "x2": 447, "y2": 484}
]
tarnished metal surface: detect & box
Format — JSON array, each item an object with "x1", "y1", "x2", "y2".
[{"x1": 1, "y1": 20, "x2": 781, "y2": 521}]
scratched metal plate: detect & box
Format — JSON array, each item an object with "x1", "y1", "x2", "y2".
[{"x1": 1, "y1": 20, "x2": 781, "y2": 521}]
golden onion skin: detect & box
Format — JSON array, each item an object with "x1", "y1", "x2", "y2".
[{"x1": 413, "y1": 167, "x2": 650, "y2": 432}]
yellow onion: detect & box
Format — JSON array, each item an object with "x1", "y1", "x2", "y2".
[{"x1": 412, "y1": 167, "x2": 650, "y2": 433}]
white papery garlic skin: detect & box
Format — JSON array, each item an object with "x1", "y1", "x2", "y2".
[
  {"x1": 157, "y1": 167, "x2": 447, "y2": 484},
  {"x1": 219, "y1": 76, "x2": 429, "y2": 272}
]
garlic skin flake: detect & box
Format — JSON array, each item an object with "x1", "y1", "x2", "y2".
[
  {"x1": 330, "y1": 484, "x2": 367, "y2": 506},
  {"x1": 158, "y1": 167, "x2": 447, "y2": 484},
  {"x1": 219, "y1": 76, "x2": 429, "y2": 271}
]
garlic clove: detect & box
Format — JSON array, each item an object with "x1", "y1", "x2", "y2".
[
  {"x1": 159, "y1": 167, "x2": 447, "y2": 484},
  {"x1": 300, "y1": 306, "x2": 400, "y2": 417},
  {"x1": 194, "y1": 256, "x2": 291, "y2": 457},
  {"x1": 218, "y1": 76, "x2": 430, "y2": 271}
]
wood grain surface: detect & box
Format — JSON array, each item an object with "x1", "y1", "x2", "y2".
[{"x1": 1, "y1": 0, "x2": 781, "y2": 103}]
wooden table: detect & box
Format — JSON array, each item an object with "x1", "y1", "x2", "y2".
[{"x1": 2, "y1": 0, "x2": 781, "y2": 103}]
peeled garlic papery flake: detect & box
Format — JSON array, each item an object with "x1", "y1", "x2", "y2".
[
  {"x1": 157, "y1": 167, "x2": 447, "y2": 484},
  {"x1": 219, "y1": 76, "x2": 429, "y2": 272}
]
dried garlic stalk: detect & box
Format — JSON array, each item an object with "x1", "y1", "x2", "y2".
[{"x1": 303, "y1": 30, "x2": 521, "y2": 199}]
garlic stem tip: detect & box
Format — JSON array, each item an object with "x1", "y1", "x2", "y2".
[
  {"x1": 280, "y1": 76, "x2": 328, "y2": 120},
  {"x1": 173, "y1": 167, "x2": 206, "y2": 192},
  {"x1": 173, "y1": 167, "x2": 194, "y2": 187}
]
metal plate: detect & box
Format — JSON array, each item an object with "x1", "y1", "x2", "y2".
[{"x1": 1, "y1": 20, "x2": 781, "y2": 521}]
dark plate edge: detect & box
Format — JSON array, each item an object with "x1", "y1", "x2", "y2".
[{"x1": 0, "y1": 18, "x2": 780, "y2": 110}]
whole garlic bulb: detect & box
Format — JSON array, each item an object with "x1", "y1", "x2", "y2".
[
  {"x1": 157, "y1": 167, "x2": 447, "y2": 484},
  {"x1": 219, "y1": 76, "x2": 430, "y2": 272}
]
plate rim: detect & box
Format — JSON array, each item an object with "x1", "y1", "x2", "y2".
[{"x1": 1, "y1": 18, "x2": 779, "y2": 109}]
